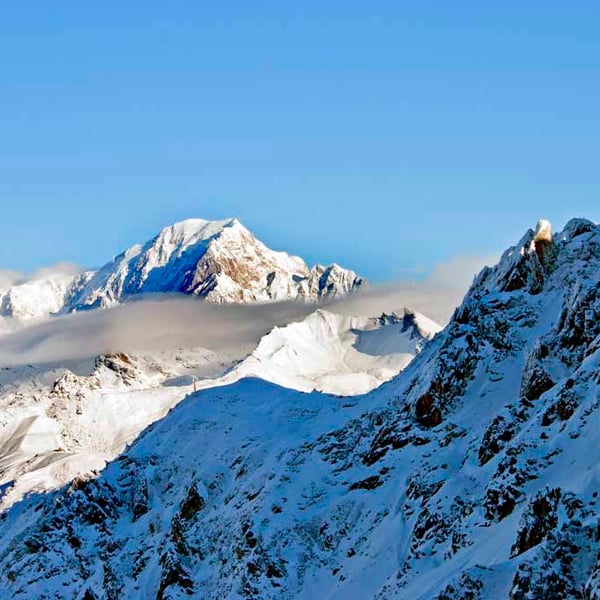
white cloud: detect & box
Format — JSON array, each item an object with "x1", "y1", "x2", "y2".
[
  {"x1": 0, "y1": 269, "x2": 25, "y2": 290},
  {"x1": 27, "y1": 262, "x2": 82, "y2": 281},
  {"x1": 0, "y1": 296, "x2": 316, "y2": 368}
]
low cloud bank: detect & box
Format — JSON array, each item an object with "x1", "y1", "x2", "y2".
[
  {"x1": 0, "y1": 269, "x2": 25, "y2": 289},
  {"x1": 0, "y1": 254, "x2": 497, "y2": 368},
  {"x1": 0, "y1": 297, "x2": 316, "y2": 368}
]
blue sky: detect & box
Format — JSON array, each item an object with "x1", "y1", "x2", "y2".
[{"x1": 1, "y1": 2, "x2": 599, "y2": 281}]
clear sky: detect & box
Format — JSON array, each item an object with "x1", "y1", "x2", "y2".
[{"x1": 1, "y1": 2, "x2": 599, "y2": 281}]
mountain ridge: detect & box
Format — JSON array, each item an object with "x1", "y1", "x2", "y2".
[{"x1": 0, "y1": 306, "x2": 437, "y2": 511}]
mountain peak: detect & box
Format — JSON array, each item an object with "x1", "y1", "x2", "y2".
[
  {"x1": 152, "y1": 217, "x2": 242, "y2": 249},
  {"x1": 169, "y1": 216, "x2": 241, "y2": 231},
  {"x1": 1, "y1": 217, "x2": 365, "y2": 318},
  {"x1": 534, "y1": 218, "x2": 552, "y2": 242},
  {"x1": 58, "y1": 217, "x2": 365, "y2": 311}
]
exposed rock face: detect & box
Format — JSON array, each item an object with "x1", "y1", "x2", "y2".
[
  {"x1": 481, "y1": 218, "x2": 558, "y2": 296},
  {"x1": 533, "y1": 218, "x2": 553, "y2": 243},
  {"x1": 1, "y1": 218, "x2": 600, "y2": 599},
  {"x1": 303, "y1": 263, "x2": 364, "y2": 302},
  {"x1": 94, "y1": 353, "x2": 139, "y2": 386}
]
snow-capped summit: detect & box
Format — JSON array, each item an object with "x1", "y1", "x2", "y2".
[
  {"x1": 0, "y1": 218, "x2": 366, "y2": 319},
  {"x1": 69, "y1": 218, "x2": 364, "y2": 309}
]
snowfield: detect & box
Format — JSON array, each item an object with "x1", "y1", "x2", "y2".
[
  {"x1": 224, "y1": 308, "x2": 440, "y2": 395},
  {"x1": 0, "y1": 347, "x2": 247, "y2": 510},
  {"x1": 0, "y1": 217, "x2": 599, "y2": 599}
]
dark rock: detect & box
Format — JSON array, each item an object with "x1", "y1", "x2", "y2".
[
  {"x1": 478, "y1": 415, "x2": 516, "y2": 465},
  {"x1": 180, "y1": 484, "x2": 205, "y2": 521},
  {"x1": 349, "y1": 475, "x2": 383, "y2": 491},
  {"x1": 131, "y1": 477, "x2": 149, "y2": 521},
  {"x1": 510, "y1": 488, "x2": 561, "y2": 557},
  {"x1": 521, "y1": 365, "x2": 555, "y2": 402},
  {"x1": 157, "y1": 550, "x2": 194, "y2": 599}
]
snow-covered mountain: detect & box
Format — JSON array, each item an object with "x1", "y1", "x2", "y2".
[
  {"x1": 0, "y1": 218, "x2": 365, "y2": 320},
  {"x1": 70, "y1": 217, "x2": 367, "y2": 309},
  {"x1": 1, "y1": 217, "x2": 599, "y2": 599},
  {"x1": 224, "y1": 308, "x2": 441, "y2": 395},
  {"x1": 0, "y1": 305, "x2": 437, "y2": 512}
]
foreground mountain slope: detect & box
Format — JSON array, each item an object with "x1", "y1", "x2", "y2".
[{"x1": 0, "y1": 218, "x2": 599, "y2": 599}]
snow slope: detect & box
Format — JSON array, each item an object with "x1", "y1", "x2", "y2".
[
  {"x1": 0, "y1": 269, "x2": 91, "y2": 320},
  {"x1": 225, "y1": 308, "x2": 441, "y2": 395},
  {"x1": 0, "y1": 346, "x2": 250, "y2": 510},
  {"x1": 1, "y1": 218, "x2": 599, "y2": 599}
]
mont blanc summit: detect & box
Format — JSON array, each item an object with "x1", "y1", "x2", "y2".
[
  {"x1": 0, "y1": 218, "x2": 365, "y2": 319},
  {"x1": 70, "y1": 218, "x2": 365, "y2": 309}
]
